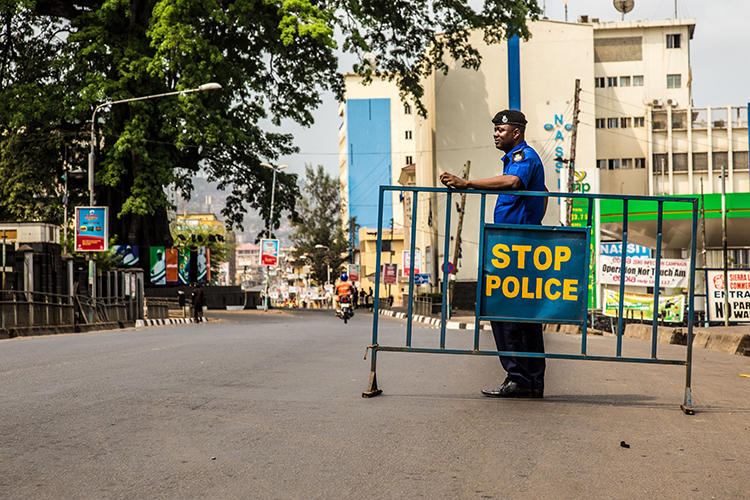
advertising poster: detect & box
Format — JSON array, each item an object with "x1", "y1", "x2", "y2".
[
  {"x1": 401, "y1": 249, "x2": 422, "y2": 277},
  {"x1": 113, "y1": 245, "x2": 139, "y2": 266},
  {"x1": 197, "y1": 247, "x2": 209, "y2": 283},
  {"x1": 602, "y1": 290, "x2": 685, "y2": 323},
  {"x1": 150, "y1": 246, "x2": 166, "y2": 285},
  {"x1": 480, "y1": 225, "x2": 588, "y2": 323},
  {"x1": 259, "y1": 239, "x2": 280, "y2": 266},
  {"x1": 599, "y1": 255, "x2": 689, "y2": 288},
  {"x1": 600, "y1": 241, "x2": 652, "y2": 258},
  {"x1": 706, "y1": 270, "x2": 750, "y2": 322},
  {"x1": 382, "y1": 263, "x2": 398, "y2": 285},
  {"x1": 178, "y1": 248, "x2": 191, "y2": 284},
  {"x1": 165, "y1": 248, "x2": 179, "y2": 283},
  {"x1": 75, "y1": 206, "x2": 108, "y2": 252},
  {"x1": 348, "y1": 264, "x2": 360, "y2": 282}
]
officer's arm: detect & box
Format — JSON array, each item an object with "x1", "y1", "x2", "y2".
[{"x1": 465, "y1": 174, "x2": 523, "y2": 191}]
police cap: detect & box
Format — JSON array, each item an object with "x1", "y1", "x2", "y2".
[{"x1": 491, "y1": 109, "x2": 527, "y2": 127}]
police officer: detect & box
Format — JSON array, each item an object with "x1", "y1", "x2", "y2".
[{"x1": 440, "y1": 109, "x2": 547, "y2": 398}]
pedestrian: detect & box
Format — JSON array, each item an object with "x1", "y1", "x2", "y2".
[
  {"x1": 191, "y1": 282, "x2": 206, "y2": 322},
  {"x1": 367, "y1": 287, "x2": 373, "y2": 311},
  {"x1": 359, "y1": 289, "x2": 366, "y2": 311},
  {"x1": 440, "y1": 109, "x2": 548, "y2": 399},
  {"x1": 352, "y1": 284, "x2": 359, "y2": 309}
]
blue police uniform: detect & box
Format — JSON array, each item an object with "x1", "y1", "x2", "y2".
[{"x1": 492, "y1": 140, "x2": 547, "y2": 393}]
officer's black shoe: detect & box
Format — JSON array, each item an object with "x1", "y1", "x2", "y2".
[
  {"x1": 481, "y1": 379, "x2": 534, "y2": 398},
  {"x1": 531, "y1": 387, "x2": 544, "y2": 398}
]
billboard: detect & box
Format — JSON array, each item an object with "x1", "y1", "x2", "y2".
[
  {"x1": 602, "y1": 290, "x2": 685, "y2": 323},
  {"x1": 197, "y1": 247, "x2": 209, "y2": 283},
  {"x1": 150, "y1": 246, "x2": 166, "y2": 285},
  {"x1": 348, "y1": 264, "x2": 360, "y2": 282},
  {"x1": 178, "y1": 248, "x2": 191, "y2": 284},
  {"x1": 75, "y1": 206, "x2": 108, "y2": 252},
  {"x1": 113, "y1": 245, "x2": 139, "y2": 266},
  {"x1": 402, "y1": 249, "x2": 421, "y2": 277},
  {"x1": 259, "y1": 239, "x2": 279, "y2": 266},
  {"x1": 707, "y1": 270, "x2": 750, "y2": 322},
  {"x1": 166, "y1": 248, "x2": 179, "y2": 284},
  {"x1": 382, "y1": 263, "x2": 398, "y2": 284},
  {"x1": 599, "y1": 256, "x2": 689, "y2": 288}
]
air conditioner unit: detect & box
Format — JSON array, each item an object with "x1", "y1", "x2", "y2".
[
  {"x1": 666, "y1": 98, "x2": 677, "y2": 107},
  {"x1": 652, "y1": 98, "x2": 663, "y2": 107}
]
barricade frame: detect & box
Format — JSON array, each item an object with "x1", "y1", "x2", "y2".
[{"x1": 363, "y1": 185, "x2": 699, "y2": 414}]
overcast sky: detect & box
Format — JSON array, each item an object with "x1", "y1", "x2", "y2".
[{"x1": 271, "y1": 0, "x2": 750, "y2": 178}]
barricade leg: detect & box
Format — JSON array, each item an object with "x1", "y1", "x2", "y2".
[{"x1": 362, "y1": 347, "x2": 383, "y2": 398}]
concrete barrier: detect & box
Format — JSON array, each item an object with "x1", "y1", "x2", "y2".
[
  {"x1": 624, "y1": 323, "x2": 686, "y2": 345},
  {"x1": 688, "y1": 327, "x2": 750, "y2": 356}
]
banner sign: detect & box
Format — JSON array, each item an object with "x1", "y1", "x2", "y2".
[
  {"x1": 197, "y1": 247, "x2": 209, "y2": 283},
  {"x1": 259, "y1": 239, "x2": 279, "y2": 266},
  {"x1": 601, "y1": 241, "x2": 652, "y2": 258},
  {"x1": 348, "y1": 264, "x2": 360, "y2": 282},
  {"x1": 414, "y1": 273, "x2": 430, "y2": 285},
  {"x1": 113, "y1": 245, "x2": 139, "y2": 266},
  {"x1": 75, "y1": 206, "x2": 108, "y2": 252},
  {"x1": 382, "y1": 263, "x2": 398, "y2": 285},
  {"x1": 707, "y1": 270, "x2": 750, "y2": 322},
  {"x1": 599, "y1": 255, "x2": 689, "y2": 288},
  {"x1": 602, "y1": 290, "x2": 685, "y2": 323},
  {"x1": 150, "y1": 246, "x2": 166, "y2": 285},
  {"x1": 480, "y1": 224, "x2": 588, "y2": 322},
  {"x1": 402, "y1": 249, "x2": 422, "y2": 277},
  {"x1": 570, "y1": 198, "x2": 597, "y2": 309},
  {"x1": 165, "y1": 248, "x2": 179, "y2": 283},
  {"x1": 178, "y1": 248, "x2": 190, "y2": 284}
]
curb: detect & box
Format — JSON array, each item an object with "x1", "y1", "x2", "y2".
[
  {"x1": 135, "y1": 318, "x2": 199, "y2": 327},
  {"x1": 378, "y1": 309, "x2": 492, "y2": 331}
]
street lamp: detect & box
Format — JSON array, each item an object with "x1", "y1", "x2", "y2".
[
  {"x1": 259, "y1": 162, "x2": 288, "y2": 239},
  {"x1": 87, "y1": 82, "x2": 222, "y2": 319},
  {"x1": 259, "y1": 162, "x2": 288, "y2": 311},
  {"x1": 314, "y1": 244, "x2": 331, "y2": 284}
]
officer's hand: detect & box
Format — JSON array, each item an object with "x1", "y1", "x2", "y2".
[{"x1": 439, "y1": 172, "x2": 468, "y2": 189}]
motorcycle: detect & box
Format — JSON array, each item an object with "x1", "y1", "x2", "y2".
[{"x1": 337, "y1": 295, "x2": 354, "y2": 323}]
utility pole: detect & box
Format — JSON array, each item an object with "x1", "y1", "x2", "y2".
[
  {"x1": 448, "y1": 161, "x2": 471, "y2": 317},
  {"x1": 566, "y1": 79, "x2": 581, "y2": 226},
  {"x1": 700, "y1": 178, "x2": 709, "y2": 327},
  {"x1": 721, "y1": 163, "x2": 729, "y2": 326}
]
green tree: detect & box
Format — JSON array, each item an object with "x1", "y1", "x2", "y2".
[
  {"x1": 290, "y1": 164, "x2": 348, "y2": 285},
  {"x1": 0, "y1": 0, "x2": 540, "y2": 245}
]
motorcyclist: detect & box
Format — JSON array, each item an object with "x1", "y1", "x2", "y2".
[{"x1": 335, "y1": 272, "x2": 355, "y2": 316}]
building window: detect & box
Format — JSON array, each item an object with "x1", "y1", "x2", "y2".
[
  {"x1": 692, "y1": 153, "x2": 708, "y2": 171},
  {"x1": 633, "y1": 116, "x2": 645, "y2": 127},
  {"x1": 620, "y1": 76, "x2": 631, "y2": 87},
  {"x1": 673, "y1": 153, "x2": 688, "y2": 172},
  {"x1": 596, "y1": 159, "x2": 607, "y2": 169},
  {"x1": 621, "y1": 158, "x2": 632, "y2": 169},
  {"x1": 607, "y1": 77, "x2": 618, "y2": 87},
  {"x1": 667, "y1": 74, "x2": 682, "y2": 89},
  {"x1": 620, "y1": 117, "x2": 632, "y2": 128},
  {"x1": 595, "y1": 118, "x2": 606, "y2": 128},
  {"x1": 633, "y1": 75, "x2": 644, "y2": 86},
  {"x1": 634, "y1": 158, "x2": 646, "y2": 169},
  {"x1": 405, "y1": 155, "x2": 413, "y2": 165},
  {"x1": 666, "y1": 34, "x2": 681, "y2": 49},
  {"x1": 608, "y1": 159, "x2": 620, "y2": 170},
  {"x1": 733, "y1": 151, "x2": 749, "y2": 171},
  {"x1": 607, "y1": 117, "x2": 619, "y2": 128},
  {"x1": 595, "y1": 77, "x2": 605, "y2": 88},
  {"x1": 404, "y1": 103, "x2": 411, "y2": 114},
  {"x1": 405, "y1": 130, "x2": 412, "y2": 140}
]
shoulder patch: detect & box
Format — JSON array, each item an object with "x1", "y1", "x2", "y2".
[{"x1": 512, "y1": 150, "x2": 525, "y2": 163}]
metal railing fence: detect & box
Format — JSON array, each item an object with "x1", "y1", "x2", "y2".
[{"x1": 363, "y1": 186, "x2": 699, "y2": 414}]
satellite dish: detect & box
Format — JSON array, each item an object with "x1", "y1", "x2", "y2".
[{"x1": 613, "y1": 0, "x2": 635, "y2": 18}]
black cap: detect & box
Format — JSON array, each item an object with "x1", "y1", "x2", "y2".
[{"x1": 492, "y1": 109, "x2": 527, "y2": 127}]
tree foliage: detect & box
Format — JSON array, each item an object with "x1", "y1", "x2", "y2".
[
  {"x1": 0, "y1": 0, "x2": 540, "y2": 245},
  {"x1": 290, "y1": 164, "x2": 348, "y2": 285}
]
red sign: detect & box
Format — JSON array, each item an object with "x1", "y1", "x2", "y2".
[
  {"x1": 75, "y1": 206, "x2": 108, "y2": 252},
  {"x1": 348, "y1": 264, "x2": 360, "y2": 282},
  {"x1": 165, "y1": 248, "x2": 179, "y2": 283},
  {"x1": 382, "y1": 264, "x2": 398, "y2": 285}
]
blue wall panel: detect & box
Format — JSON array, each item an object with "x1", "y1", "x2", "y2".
[
  {"x1": 347, "y1": 98, "x2": 392, "y2": 240},
  {"x1": 507, "y1": 35, "x2": 521, "y2": 111}
]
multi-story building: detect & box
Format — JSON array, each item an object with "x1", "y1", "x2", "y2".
[{"x1": 339, "y1": 15, "x2": 749, "y2": 306}]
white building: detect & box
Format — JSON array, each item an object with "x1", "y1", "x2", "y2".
[{"x1": 339, "y1": 16, "x2": 749, "y2": 301}]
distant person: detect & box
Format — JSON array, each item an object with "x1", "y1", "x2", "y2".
[
  {"x1": 335, "y1": 273, "x2": 355, "y2": 315},
  {"x1": 367, "y1": 287, "x2": 374, "y2": 311},
  {"x1": 359, "y1": 289, "x2": 367, "y2": 310},
  {"x1": 191, "y1": 283, "x2": 206, "y2": 322}
]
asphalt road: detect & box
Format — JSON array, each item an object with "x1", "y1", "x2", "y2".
[{"x1": 1, "y1": 310, "x2": 748, "y2": 499}]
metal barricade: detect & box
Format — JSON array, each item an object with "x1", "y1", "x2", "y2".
[{"x1": 363, "y1": 186, "x2": 699, "y2": 414}]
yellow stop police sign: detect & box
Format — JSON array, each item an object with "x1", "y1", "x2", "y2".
[{"x1": 480, "y1": 224, "x2": 589, "y2": 323}]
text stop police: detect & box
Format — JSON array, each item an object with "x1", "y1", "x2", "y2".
[{"x1": 480, "y1": 225, "x2": 589, "y2": 323}]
